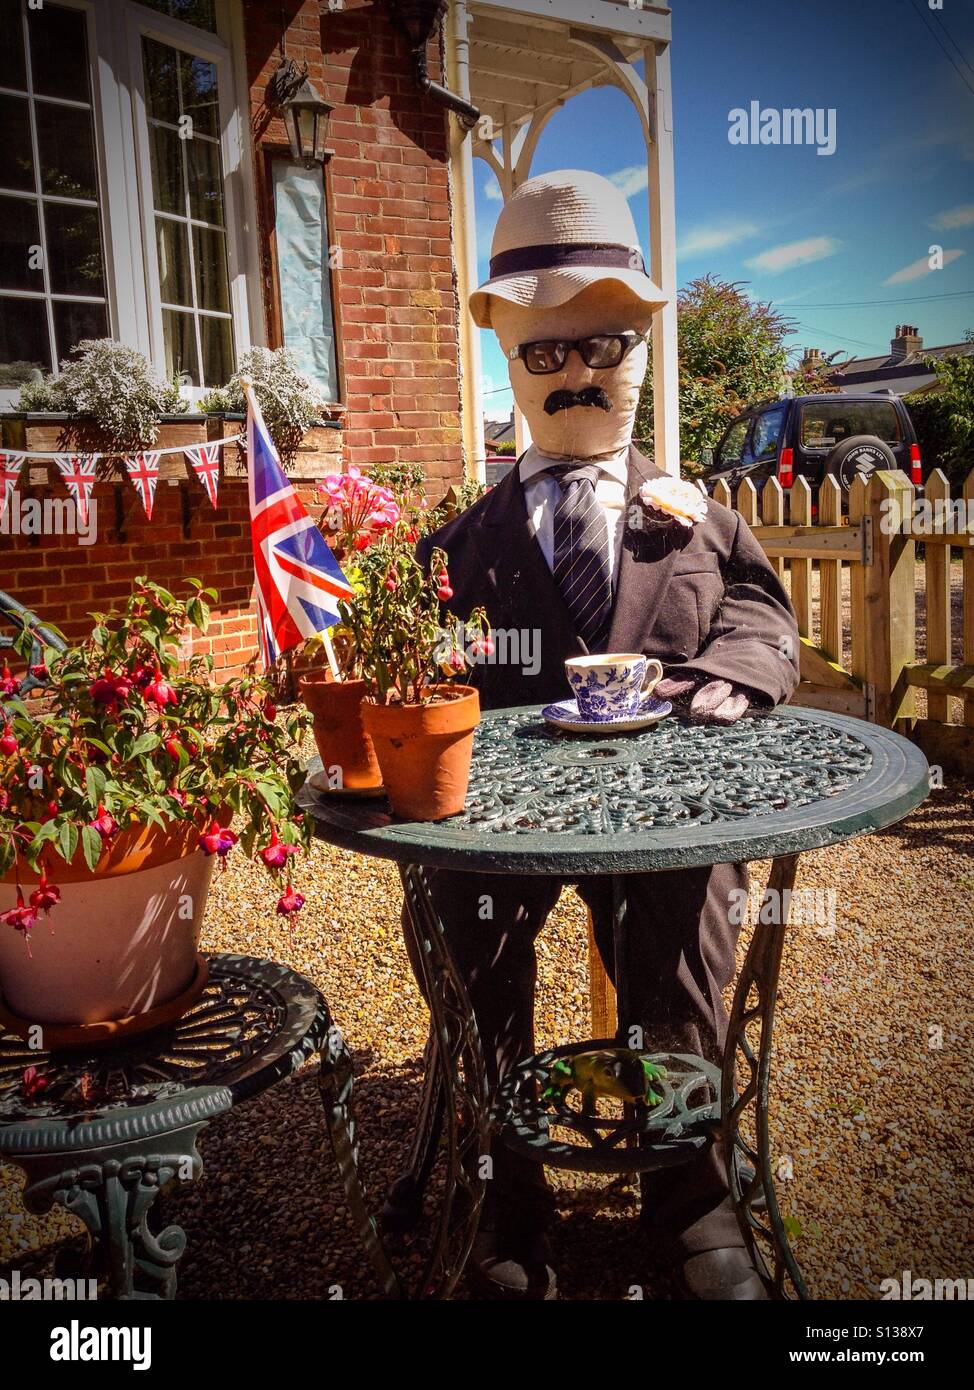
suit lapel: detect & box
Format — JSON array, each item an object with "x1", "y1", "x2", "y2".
[
  {"x1": 606, "y1": 444, "x2": 691, "y2": 651},
  {"x1": 473, "y1": 456, "x2": 585, "y2": 667}
]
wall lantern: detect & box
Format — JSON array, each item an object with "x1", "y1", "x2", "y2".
[{"x1": 269, "y1": 58, "x2": 334, "y2": 166}]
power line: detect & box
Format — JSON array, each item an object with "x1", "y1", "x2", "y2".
[
  {"x1": 793, "y1": 321, "x2": 884, "y2": 351},
  {"x1": 907, "y1": 0, "x2": 974, "y2": 100},
  {"x1": 932, "y1": 8, "x2": 974, "y2": 81},
  {"x1": 787, "y1": 289, "x2": 974, "y2": 310}
]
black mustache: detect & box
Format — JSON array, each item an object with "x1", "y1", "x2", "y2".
[{"x1": 543, "y1": 386, "x2": 614, "y2": 415}]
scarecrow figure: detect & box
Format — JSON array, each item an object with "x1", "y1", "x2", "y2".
[{"x1": 416, "y1": 169, "x2": 800, "y2": 1299}]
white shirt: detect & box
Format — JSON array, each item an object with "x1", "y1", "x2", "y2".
[{"x1": 519, "y1": 443, "x2": 630, "y2": 582}]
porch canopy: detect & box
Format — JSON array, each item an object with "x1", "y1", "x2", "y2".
[{"x1": 445, "y1": 0, "x2": 679, "y2": 478}]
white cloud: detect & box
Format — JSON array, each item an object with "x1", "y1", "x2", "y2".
[
  {"x1": 607, "y1": 165, "x2": 648, "y2": 199},
  {"x1": 884, "y1": 248, "x2": 965, "y2": 284},
  {"x1": 930, "y1": 204, "x2": 974, "y2": 231},
  {"x1": 678, "y1": 221, "x2": 760, "y2": 258},
  {"x1": 483, "y1": 175, "x2": 502, "y2": 202},
  {"x1": 744, "y1": 236, "x2": 841, "y2": 275}
]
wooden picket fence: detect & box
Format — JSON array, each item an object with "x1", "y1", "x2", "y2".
[{"x1": 586, "y1": 464, "x2": 974, "y2": 1034}]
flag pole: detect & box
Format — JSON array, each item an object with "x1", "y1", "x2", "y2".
[{"x1": 322, "y1": 628, "x2": 341, "y2": 681}]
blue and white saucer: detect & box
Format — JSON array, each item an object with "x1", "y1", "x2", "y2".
[{"x1": 541, "y1": 694, "x2": 672, "y2": 735}]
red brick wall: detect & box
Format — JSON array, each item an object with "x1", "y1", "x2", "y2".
[
  {"x1": 245, "y1": 0, "x2": 462, "y2": 491},
  {"x1": 1, "y1": 2, "x2": 462, "y2": 679}
]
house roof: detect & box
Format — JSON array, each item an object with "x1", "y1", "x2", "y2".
[{"x1": 832, "y1": 339, "x2": 972, "y2": 383}]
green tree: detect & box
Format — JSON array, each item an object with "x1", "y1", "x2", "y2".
[
  {"x1": 635, "y1": 276, "x2": 795, "y2": 474},
  {"x1": 905, "y1": 335, "x2": 974, "y2": 490}
]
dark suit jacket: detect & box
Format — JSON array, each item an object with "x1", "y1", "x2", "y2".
[{"x1": 419, "y1": 445, "x2": 800, "y2": 712}]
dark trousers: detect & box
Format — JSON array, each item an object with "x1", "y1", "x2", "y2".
[{"x1": 408, "y1": 863, "x2": 747, "y2": 1257}]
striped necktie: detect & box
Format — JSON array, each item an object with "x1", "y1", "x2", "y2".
[{"x1": 547, "y1": 462, "x2": 613, "y2": 652}]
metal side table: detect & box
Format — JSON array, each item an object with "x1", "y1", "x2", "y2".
[
  {"x1": 0, "y1": 954, "x2": 398, "y2": 1300},
  {"x1": 300, "y1": 705, "x2": 929, "y2": 1299}
]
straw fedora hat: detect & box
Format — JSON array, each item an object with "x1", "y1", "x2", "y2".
[{"x1": 469, "y1": 168, "x2": 666, "y2": 329}]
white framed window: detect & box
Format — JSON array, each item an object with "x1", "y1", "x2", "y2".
[{"x1": 0, "y1": 0, "x2": 257, "y2": 405}]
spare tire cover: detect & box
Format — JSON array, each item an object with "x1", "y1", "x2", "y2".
[{"x1": 825, "y1": 434, "x2": 898, "y2": 489}]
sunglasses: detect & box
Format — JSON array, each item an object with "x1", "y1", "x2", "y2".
[{"x1": 507, "y1": 331, "x2": 648, "y2": 375}]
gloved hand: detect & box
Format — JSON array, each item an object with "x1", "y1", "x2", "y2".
[{"x1": 655, "y1": 675, "x2": 750, "y2": 725}]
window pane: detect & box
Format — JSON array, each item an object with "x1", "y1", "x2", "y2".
[
  {"x1": 28, "y1": 2, "x2": 90, "y2": 104},
  {"x1": 0, "y1": 1, "x2": 27, "y2": 92},
  {"x1": 148, "y1": 123, "x2": 184, "y2": 215},
  {"x1": 0, "y1": 194, "x2": 43, "y2": 291},
  {"x1": 0, "y1": 95, "x2": 35, "y2": 193},
  {"x1": 52, "y1": 297, "x2": 108, "y2": 363},
  {"x1": 199, "y1": 314, "x2": 232, "y2": 387},
  {"x1": 271, "y1": 160, "x2": 339, "y2": 400},
  {"x1": 0, "y1": 294, "x2": 51, "y2": 380},
  {"x1": 44, "y1": 201, "x2": 105, "y2": 296},
  {"x1": 143, "y1": 38, "x2": 181, "y2": 127},
  {"x1": 156, "y1": 217, "x2": 192, "y2": 305},
  {"x1": 139, "y1": 0, "x2": 217, "y2": 32},
  {"x1": 162, "y1": 306, "x2": 199, "y2": 384},
  {"x1": 187, "y1": 136, "x2": 223, "y2": 223},
  {"x1": 36, "y1": 101, "x2": 98, "y2": 201},
  {"x1": 193, "y1": 224, "x2": 229, "y2": 311},
  {"x1": 180, "y1": 54, "x2": 219, "y2": 138}
]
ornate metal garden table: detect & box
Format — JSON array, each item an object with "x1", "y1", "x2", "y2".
[
  {"x1": 299, "y1": 704, "x2": 929, "y2": 1300},
  {"x1": 0, "y1": 954, "x2": 398, "y2": 1300}
]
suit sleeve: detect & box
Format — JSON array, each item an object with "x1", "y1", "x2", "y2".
[{"x1": 676, "y1": 513, "x2": 800, "y2": 707}]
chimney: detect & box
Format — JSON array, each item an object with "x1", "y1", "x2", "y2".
[
  {"x1": 890, "y1": 325, "x2": 922, "y2": 362},
  {"x1": 800, "y1": 347, "x2": 825, "y2": 370}
]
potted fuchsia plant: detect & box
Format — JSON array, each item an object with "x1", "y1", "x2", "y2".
[{"x1": 0, "y1": 580, "x2": 311, "y2": 1043}]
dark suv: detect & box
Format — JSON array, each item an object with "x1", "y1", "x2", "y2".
[{"x1": 701, "y1": 392, "x2": 922, "y2": 500}]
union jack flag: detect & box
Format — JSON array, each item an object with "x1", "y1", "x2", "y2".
[
  {"x1": 185, "y1": 440, "x2": 222, "y2": 507},
  {"x1": 0, "y1": 451, "x2": 25, "y2": 521},
  {"x1": 53, "y1": 453, "x2": 97, "y2": 528},
  {"x1": 125, "y1": 451, "x2": 161, "y2": 519},
  {"x1": 243, "y1": 381, "x2": 353, "y2": 669}
]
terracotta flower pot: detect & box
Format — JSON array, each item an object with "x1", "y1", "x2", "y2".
[
  {"x1": 0, "y1": 819, "x2": 219, "y2": 1035},
  {"x1": 361, "y1": 685, "x2": 480, "y2": 822},
  {"x1": 299, "y1": 671, "x2": 383, "y2": 792}
]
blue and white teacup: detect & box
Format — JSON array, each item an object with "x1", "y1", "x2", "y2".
[{"x1": 564, "y1": 653, "x2": 664, "y2": 721}]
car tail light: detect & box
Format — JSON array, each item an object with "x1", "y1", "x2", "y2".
[
  {"x1": 778, "y1": 447, "x2": 794, "y2": 488},
  {"x1": 909, "y1": 443, "x2": 922, "y2": 486}
]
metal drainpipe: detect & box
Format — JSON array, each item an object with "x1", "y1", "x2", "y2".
[{"x1": 444, "y1": 0, "x2": 485, "y2": 483}]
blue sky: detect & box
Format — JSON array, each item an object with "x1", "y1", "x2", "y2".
[{"x1": 474, "y1": 0, "x2": 974, "y2": 419}]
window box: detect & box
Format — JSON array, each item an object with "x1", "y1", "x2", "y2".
[{"x1": 1, "y1": 411, "x2": 207, "y2": 483}]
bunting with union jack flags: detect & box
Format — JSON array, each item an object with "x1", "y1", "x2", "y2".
[
  {"x1": 0, "y1": 451, "x2": 25, "y2": 522},
  {"x1": 53, "y1": 453, "x2": 97, "y2": 528},
  {"x1": 125, "y1": 451, "x2": 162, "y2": 519},
  {"x1": 185, "y1": 440, "x2": 222, "y2": 507},
  {"x1": 242, "y1": 379, "x2": 353, "y2": 670}
]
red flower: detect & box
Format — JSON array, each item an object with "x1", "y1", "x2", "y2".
[
  {"x1": 29, "y1": 872, "x2": 60, "y2": 916},
  {"x1": 260, "y1": 828, "x2": 299, "y2": 870},
  {"x1": 0, "y1": 665, "x2": 20, "y2": 696},
  {"x1": 263, "y1": 700, "x2": 277, "y2": 721},
  {"x1": 144, "y1": 670, "x2": 177, "y2": 707},
  {"x1": 29, "y1": 662, "x2": 48, "y2": 681},
  {"x1": 163, "y1": 736, "x2": 183, "y2": 760},
  {"x1": 437, "y1": 584, "x2": 454, "y2": 602},
  {"x1": 353, "y1": 532, "x2": 372, "y2": 552},
  {"x1": 1, "y1": 893, "x2": 37, "y2": 940},
  {"x1": 90, "y1": 669, "x2": 132, "y2": 709},
  {"x1": 0, "y1": 726, "x2": 17, "y2": 757},
  {"x1": 276, "y1": 885, "x2": 305, "y2": 917},
  {"x1": 384, "y1": 574, "x2": 398, "y2": 592},
  {"x1": 198, "y1": 821, "x2": 237, "y2": 858},
  {"x1": 21, "y1": 1066, "x2": 49, "y2": 1101},
  {"x1": 89, "y1": 803, "x2": 118, "y2": 839}
]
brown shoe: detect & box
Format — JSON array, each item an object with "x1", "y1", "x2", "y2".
[{"x1": 677, "y1": 1246, "x2": 769, "y2": 1300}]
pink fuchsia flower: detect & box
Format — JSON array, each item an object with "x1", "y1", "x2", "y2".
[
  {"x1": 1, "y1": 893, "x2": 38, "y2": 942},
  {"x1": 276, "y1": 885, "x2": 305, "y2": 917},
  {"x1": 144, "y1": 670, "x2": 177, "y2": 707},
  {"x1": 90, "y1": 669, "x2": 132, "y2": 709},
  {"x1": 29, "y1": 663, "x2": 48, "y2": 681},
  {"x1": 260, "y1": 828, "x2": 299, "y2": 870},
  {"x1": 29, "y1": 873, "x2": 60, "y2": 916},
  {"x1": 90, "y1": 803, "x2": 118, "y2": 839},
  {"x1": 0, "y1": 665, "x2": 21, "y2": 696},
  {"x1": 262, "y1": 699, "x2": 277, "y2": 721},
  {"x1": 198, "y1": 821, "x2": 237, "y2": 858},
  {"x1": 470, "y1": 637, "x2": 495, "y2": 659},
  {"x1": 437, "y1": 584, "x2": 454, "y2": 602},
  {"x1": 21, "y1": 1066, "x2": 49, "y2": 1100},
  {"x1": 0, "y1": 726, "x2": 17, "y2": 757}
]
